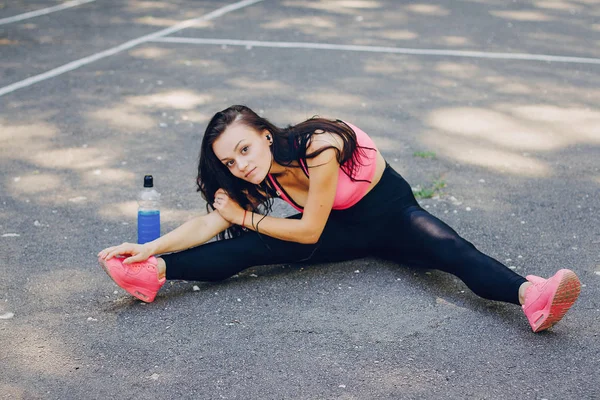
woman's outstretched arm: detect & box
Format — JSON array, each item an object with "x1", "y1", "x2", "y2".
[{"x1": 98, "y1": 210, "x2": 232, "y2": 263}]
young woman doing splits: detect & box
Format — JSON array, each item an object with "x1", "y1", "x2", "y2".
[{"x1": 98, "y1": 105, "x2": 581, "y2": 333}]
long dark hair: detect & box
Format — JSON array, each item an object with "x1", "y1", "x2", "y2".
[{"x1": 197, "y1": 105, "x2": 374, "y2": 239}]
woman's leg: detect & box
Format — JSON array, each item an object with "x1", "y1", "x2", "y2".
[
  {"x1": 161, "y1": 213, "x2": 372, "y2": 282},
  {"x1": 378, "y1": 205, "x2": 527, "y2": 305}
]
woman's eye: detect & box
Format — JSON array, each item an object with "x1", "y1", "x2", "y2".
[
  {"x1": 226, "y1": 160, "x2": 234, "y2": 167},
  {"x1": 241, "y1": 146, "x2": 249, "y2": 153}
]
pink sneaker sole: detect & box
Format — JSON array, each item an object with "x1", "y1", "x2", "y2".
[
  {"x1": 526, "y1": 269, "x2": 581, "y2": 332},
  {"x1": 99, "y1": 257, "x2": 164, "y2": 303}
]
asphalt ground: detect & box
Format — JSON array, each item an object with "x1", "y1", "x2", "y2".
[{"x1": 1, "y1": 0, "x2": 599, "y2": 399}]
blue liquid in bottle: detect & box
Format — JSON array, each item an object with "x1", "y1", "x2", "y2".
[
  {"x1": 137, "y1": 209, "x2": 160, "y2": 244},
  {"x1": 137, "y1": 175, "x2": 161, "y2": 244}
]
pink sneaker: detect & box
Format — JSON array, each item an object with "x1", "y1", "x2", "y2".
[
  {"x1": 98, "y1": 256, "x2": 165, "y2": 303},
  {"x1": 522, "y1": 269, "x2": 581, "y2": 332}
]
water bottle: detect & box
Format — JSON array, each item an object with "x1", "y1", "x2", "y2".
[{"x1": 137, "y1": 175, "x2": 161, "y2": 244}]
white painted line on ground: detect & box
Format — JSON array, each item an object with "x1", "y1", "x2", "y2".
[
  {"x1": 151, "y1": 37, "x2": 600, "y2": 66},
  {"x1": 0, "y1": 0, "x2": 96, "y2": 26},
  {"x1": 0, "y1": 0, "x2": 264, "y2": 98}
]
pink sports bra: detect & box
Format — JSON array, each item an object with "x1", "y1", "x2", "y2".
[{"x1": 267, "y1": 121, "x2": 378, "y2": 212}]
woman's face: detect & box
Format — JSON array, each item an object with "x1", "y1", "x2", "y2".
[{"x1": 212, "y1": 122, "x2": 273, "y2": 184}]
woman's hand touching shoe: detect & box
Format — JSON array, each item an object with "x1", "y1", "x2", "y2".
[{"x1": 97, "y1": 242, "x2": 154, "y2": 264}]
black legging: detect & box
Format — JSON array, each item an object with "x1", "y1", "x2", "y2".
[{"x1": 162, "y1": 164, "x2": 527, "y2": 305}]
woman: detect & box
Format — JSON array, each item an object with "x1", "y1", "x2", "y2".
[{"x1": 98, "y1": 105, "x2": 581, "y2": 333}]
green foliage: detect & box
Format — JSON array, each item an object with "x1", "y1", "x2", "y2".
[
  {"x1": 413, "y1": 151, "x2": 436, "y2": 159},
  {"x1": 412, "y1": 178, "x2": 446, "y2": 199}
]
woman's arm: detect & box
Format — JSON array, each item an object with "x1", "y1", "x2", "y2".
[
  {"x1": 98, "y1": 209, "x2": 232, "y2": 263},
  {"x1": 147, "y1": 209, "x2": 232, "y2": 254},
  {"x1": 237, "y1": 147, "x2": 339, "y2": 244}
]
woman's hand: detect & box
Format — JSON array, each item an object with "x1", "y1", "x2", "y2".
[
  {"x1": 97, "y1": 242, "x2": 154, "y2": 264},
  {"x1": 213, "y1": 188, "x2": 244, "y2": 225}
]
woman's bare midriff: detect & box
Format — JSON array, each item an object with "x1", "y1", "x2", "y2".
[{"x1": 363, "y1": 150, "x2": 386, "y2": 196}]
